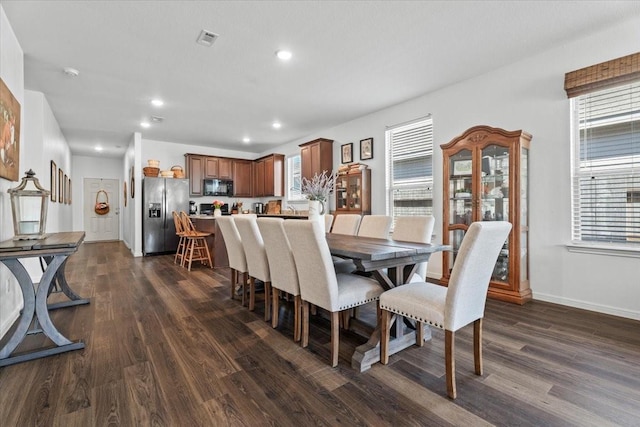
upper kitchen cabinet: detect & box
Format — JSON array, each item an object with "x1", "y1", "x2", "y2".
[
  {"x1": 440, "y1": 125, "x2": 531, "y2": 304},
  {"x1": 205, "y1": 157, "x2": 218, "y2": 178},
  {"x1": 300, "y1": 138, "x2": 333, "y2": 181},
  {"x1": 253, "y1": 154, "x2": 285, "y2": 197},
  {"x1": 185, "y1": 154, "x2": 204, "y2": 196},
  {"x1": 218, "y1": 158, "x2": 233, "y2": 179},
  {"x1": 233, "y1": 159, "x2": 253, "y2": 197}
]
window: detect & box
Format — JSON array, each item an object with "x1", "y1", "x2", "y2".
[
  {"x1": 287, "y1": 154, "x2": 304, "y2": 201},
  {"x1": 385, "y1": 116, "x2": 433, "y2": 223},
  {"x1": 570, "y1": 82, "x2": 640, "y2": 246}
]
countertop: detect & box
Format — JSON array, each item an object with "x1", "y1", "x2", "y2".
[{"x1": 189, "y1": 213, "x2": 309, "y2": 220}]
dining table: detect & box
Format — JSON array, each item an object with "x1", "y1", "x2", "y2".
[
  {"x1": 326, "y1": 233, "x2": 450, "y2": 372},
  {"x1": 0, "y1": 231, "x2": 87, "y2": 367}
]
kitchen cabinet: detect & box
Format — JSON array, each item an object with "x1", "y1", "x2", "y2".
[
  {"x1": 218, "y1": 158, "x2": 232, "y2": 179},
  {"x1": 440, "y1": 125, "x2": 531, "y2": 304},
  {"x1": 253, "y1": 154, "x2": 284, "y2": 197},
  {"x1": 335, "y1": 164, "x2": 371, "y2": 215},
  {"x1": 185, "y1": 154, "x2": 204, "y2": 196},
  {"x1": 205, "y1": 157, "x2": 218, "y2": 178},
  {"x1": 233, "y1": 159, "x2": 253, "y2": 197},
  {"x1": 300, "y1": 138, "x2": 333, "y2": 181}
]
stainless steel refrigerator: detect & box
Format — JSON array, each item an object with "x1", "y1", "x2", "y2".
[{"x1": 142, "y1": 177, "x2": 189, "y2": 255}]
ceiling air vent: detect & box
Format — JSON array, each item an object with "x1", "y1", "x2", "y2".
[
  {"x1": 196, "y1": 30, "x2": 219, "y2": 47},
  {"x1": 150, "y1": 116, "x2": 164, "y2": 123}
]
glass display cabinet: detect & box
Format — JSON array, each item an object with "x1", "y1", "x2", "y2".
[
  {"x1": 440, "y1": 126, "x2": 532, "y2": 304},
  {"x1": 335, "y1": 164, "x2": 371, "y2": 215}
]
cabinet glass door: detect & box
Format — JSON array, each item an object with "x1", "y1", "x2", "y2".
[
  {"x1": 348, "y1": 175, "x2": 361, "y2": 209},
  {"x1": 336, "y1": 175, "x2": 348, "y2": 209},
  {"x1": 449, "y1": 149, "x2": 473, "y2": 225}
]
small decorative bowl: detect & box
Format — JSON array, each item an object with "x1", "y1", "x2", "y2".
[
  {"x1": 143, "y1": 167, "x2": 160, "y2": 177},
  {"x1": 147, "y1": 159, "x2": 160, "y2": 168}
]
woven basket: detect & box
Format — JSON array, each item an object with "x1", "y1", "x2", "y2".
[
  {"x1": 143, "y1": 167, "x2": 159, "y2": 177},
  {"x1": 94, "y1": 190, "x2": 110, "y2": 215}
]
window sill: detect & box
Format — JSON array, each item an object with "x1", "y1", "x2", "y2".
[{"x1": 566, "y1": 243, "x2": 640, "y2": 258}]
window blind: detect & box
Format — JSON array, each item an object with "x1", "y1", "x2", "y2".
[
  {"x1": 571, "y1": 82, "x2": 640, "y2": 245},
  {"x1": 385, "y1": 117, "x2": 433, "y2": 221}
]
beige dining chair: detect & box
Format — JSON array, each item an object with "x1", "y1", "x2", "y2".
[
  {"x1": 357, "y1": 215, "x2": 392, "y2": 239},
  {"x1": 284, "y1": 220, "x2": 384, "y2": 367},
  {"x1": 325, "y1": 214, "x2": 334, "y2": 233},
  {"x1": 235, "y1": 216, "x2": 272, "y2": 320},
  {"x1": 179, "y1": 211, "x2": 213, "y2": 271},
  {"x1": 215, "y1": 216, "x2": 249, "y2": 305},
  {"x1": 392, "y1": 215, "x2": 436, "y2": 282},
  {"x1": 330, "y1": 214, "x2": 362, "y2": 235},
  {"x1": 257, "y1": 217, "x2": 301, "y2": 341},
  {"x1": 379, "y1": 221, "x2": 512, "y2": 399}
]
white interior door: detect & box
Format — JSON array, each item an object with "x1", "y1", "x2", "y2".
[{"x1": 84, "y1": 178, "x2": 120, "y2": 242}]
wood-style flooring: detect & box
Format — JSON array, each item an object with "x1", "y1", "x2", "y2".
[{"x1": 1, "y1": 241, "x2": 639, "y2": 426}]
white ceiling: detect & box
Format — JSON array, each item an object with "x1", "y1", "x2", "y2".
[{"x1": 3, "y1": 1, "x2": 640, "y2": 158}]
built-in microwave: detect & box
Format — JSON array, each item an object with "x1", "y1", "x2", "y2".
[{"x1": 203, "y1": 178, "x2": 234, "y2": 197}]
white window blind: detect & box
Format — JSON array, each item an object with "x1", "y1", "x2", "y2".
[
  {"x1": 385, "y1": 117, "x2": 433, "y2": 223},
  {"x1": 571, "y1": 82, "x2": 640, "y2": 245},
  {"x1": 287, "y1": 154, "x2": 304, "y2": 201}
]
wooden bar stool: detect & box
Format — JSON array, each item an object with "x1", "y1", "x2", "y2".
[
  {"x1": 172, "y1": 211, "x2": 188, "y2": 266},
  {"x1": 179, "y1": 211, "x2": 213, "y2": 271}
]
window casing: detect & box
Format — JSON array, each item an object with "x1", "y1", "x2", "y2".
[
  {"x1": 571, "y1": 82, "x2": 640, "y2": 247},
  {"x1": 287, "y1": 154, "x2": 304, "y2": 202},
  {"x1": 385, "y1": 117, "x2": 433, "y2": 225}
]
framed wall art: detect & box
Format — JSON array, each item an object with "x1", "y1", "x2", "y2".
[
  {"x1": 58, "y1": 169, "x2": 64, "y2": 202},
  {"x1": 453, "y1": 159, "x2": 473, "y2": 176},
  {"x1": 360, "y1": 137, "x2": 373, "y2": 160},
  {"x1": 63, "y1": 174, "x2": 68, "y2": 204},
  {"x1": 341, "y1": 143, "x2": 353, "y2": 164},
  {"x1": 67, "y1": 177, "x2": 72, "y2": 204},
  {"x1": 0, "y1": 78, "x2": 21, "y2": 181},
  {"x1": 50, "y1": 160, "x2": 57, "y2": 202}
]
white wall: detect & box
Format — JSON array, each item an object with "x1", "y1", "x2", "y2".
[{"x1": 268, "y1": 16, "x2": 640, "y2": 320}]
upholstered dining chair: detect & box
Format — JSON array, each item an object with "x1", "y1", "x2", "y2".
[
  {"x1": 325, "y1": 214, "x2": 334, "y2": 233},
  {"x1": 392, "y1": 215, "x2": 436, "y2": 282},
  {"x1": 179, "y1": 211, "x2": 213, "y2": 271},
  {"x1": 330, "y1": 214, "x2": 362, "y2": 236},
  {"x1": 235, "y1": 216, "x2": 272, "y2": 320},
  {"x1": 215, "y1": 216, "x2": 249, "y2": 305},
  {"x1": 357, "y1": 215, "x2": 392, "y2": 239},
  {"x1": 257, "y1": 217, "x2": 301, "y2": 341},
  {"x1": 172, "y1": 211, "x2": 187, "y2": 266},
  {"x1": 284, "y1": 220, "x2": 384, "y2": 367},
  {"x1": 379, "y1": 221, "x2": 512, "y2": 399}
]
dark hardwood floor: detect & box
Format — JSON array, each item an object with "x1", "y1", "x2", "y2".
[{"x1": 1, "y1": 241, "x2": 639, "y2": 426}]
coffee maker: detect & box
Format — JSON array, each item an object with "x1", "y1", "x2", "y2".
[
  {"x1": 254, "y1": 202, "x2": 264, "y2": 214},
  {"x1": 189, "y1": 201, "x2": 197, "y2": 215}
]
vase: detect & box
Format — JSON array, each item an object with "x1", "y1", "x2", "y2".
[
  {"x1": 214, "y1": 208, "x2": 222, "y2": 217},
  {"x1": 308, "y1": 200, "x2": 325, "y2": 233}
]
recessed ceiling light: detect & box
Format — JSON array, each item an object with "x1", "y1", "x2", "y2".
[
  {"x1": 63, "y1": 67, "x2": 79, "y2": 77},
  {"x1": 94, "y1": 146, "x2": 103, "y2": 152},
  {"x1": 272, "y1": 122, "x2": 282, "y2": 129},
  {"x1": 243, "y1": 137, "x2": 251, "y2": 143},
  {"x1": 275, "y1": 50, "x2": 292, "y2": 61},
  {"x1": 151, "y1": 99, "x2": 164, "y2": 107},
  {"x1": 140, "y1": 121, "x2": 151, "y2": 128}
]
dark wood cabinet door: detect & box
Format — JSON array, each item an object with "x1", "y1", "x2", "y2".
[
  {"x1": 254, "y1": 160, "x2": 265, "y2": 197},
  {"x1": 218, "y1": 158, "x2": 232, "y2": 179},
  {"x1": 186, "y1": 155, "x2": 204, "y2": 196},
  {"x1": 205, "y1": 157, "x2": 219, "y2": 178},
  {"x1": 300, "y1": 138, "x2": 333, "y2": 181},
  {"x1": 233, "y1": 160, "x2": 252, "y2": 197}
]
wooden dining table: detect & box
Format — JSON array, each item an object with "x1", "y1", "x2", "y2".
[{"x1": 326, "y1": 233, "x2": 450, "y2": 372}]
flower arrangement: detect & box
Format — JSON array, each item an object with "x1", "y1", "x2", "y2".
[
  {"x1": 213, "y1": 200, "x2": 224, "y2": 209},
  {"x1": 301, "y1": 170, "x2": 336, "y2": 201}
]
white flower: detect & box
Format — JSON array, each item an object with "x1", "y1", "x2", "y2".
[{"x1": 301, "y1": 171, "x2": 336, "y2": 201}]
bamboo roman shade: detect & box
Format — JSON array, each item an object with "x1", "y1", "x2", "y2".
[{"x1": 564, "y1": 52, "x2": 640, "y2": 98}]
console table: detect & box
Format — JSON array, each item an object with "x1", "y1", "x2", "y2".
[{"x1": 0, "y1": 231, "x2": 87, "y2": 367}]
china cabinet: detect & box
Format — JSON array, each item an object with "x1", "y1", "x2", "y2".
[
  {"x1": 335, "y1": 164, "x2": 371, "y2": 215},
  {"x1": 440, "y1": 125, "x2": 531, "y2": 304}
]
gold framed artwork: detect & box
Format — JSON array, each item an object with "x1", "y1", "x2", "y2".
[
  {"x1": 58, "y1": 169, "x2": 64, "y2": 203},
  {"x1": 63, "y1": 174, "x2": 68, "y2": 204},
  {"x1": 50, "y1": 160, "x2": 57, "y2": 202},
  {"x1": 341, "y1": 143, "x2": 353, "y2": 164},
  {"x1": 360, "y1": 137, "x2": 373, "y2": 160},
  {"x1": 67, "y1": 177, "x2": 72, "y2": 204},
  {"x1": 0, "y1": 78, "x2": 21, "y2": 182}
]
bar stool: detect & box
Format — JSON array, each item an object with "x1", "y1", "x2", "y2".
[
  {"x1": 172, "y1": 211, "x2": 187, "y2": 265},
  {"x1": 179, "y1": 211, "x2": 213, "y2": 271}
]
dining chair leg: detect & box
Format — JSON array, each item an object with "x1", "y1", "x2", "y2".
[
  {"x1": 293, "y1": 295, "x2": 301, "y2": 342},
  {"x1": 331, "y1": 311, "x2": 340, "y2": 367},
  {"x1": 231, "y1": 269, "x2": 237, "y2": 299},
  {"x1": 242, "y1": 272, "x2": 248, "y2": 307},
  {"x1": 271, "y1": 289, "x2": 279, "y2": 328},
  {"x1": 380, "y1": 309, "x2": 392, "y2": 364},
  {"x1": 416, "y1": 320, "x2": 424, "y2": 346},
  {"x1": 445, "y1": 329, "x2": 456, "y2": 399},
  {"x1": 474, "y1": 318, "x2": 483, "y2": 375},
  {"x1": 264, "y1": 281, "x2": 271, "y2": 322},
  {"x1": 301, "y1": 301, "x2": 310, "y2": 348},
  {"x1": 249, "y1": 277, "x2": 256, "y2": 311}
]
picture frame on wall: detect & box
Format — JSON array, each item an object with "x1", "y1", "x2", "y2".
[
  {"x1": 67, "y1": 177, "x2": 72, "y2": 204},
  {"x1": 58, "y1": 169, "x2": 64, "y2": 203},
  {"x1": 0, "y1": 78, "x2": 21, "y2": 182},
  {"x1": 341, "y1": 143, "x2": 353, "y2": 164},
  {"x1": 63, "y1": 174, "x2": 68, "y2": 204},
  {"x1": 360, "y1": 137, "x2": 373, "y2": 160},
  {"x1": 50, "y1": 160, "x2": 57, "y2": 202}
]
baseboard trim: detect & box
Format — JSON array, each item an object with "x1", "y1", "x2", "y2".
[{"x1": 534, "y1": 292, "x2": 640, "y2": 321}]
